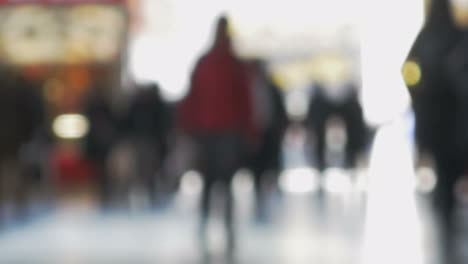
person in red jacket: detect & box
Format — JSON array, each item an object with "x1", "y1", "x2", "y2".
[{"x1": 178, "y1": 15, "x2": 255, "y2": 256}]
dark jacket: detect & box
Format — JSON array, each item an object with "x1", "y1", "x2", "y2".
[
  {"x1": 405, "y1": 0, "x2": 463, "y2": 157},
  {"x1": 0, "y1": 74, "x2": 44, "y2": 157}
]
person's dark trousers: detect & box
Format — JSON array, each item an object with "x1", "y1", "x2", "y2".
[
  {"x1": 250, "y1": 130, "x2": 281, "y2": 223},
  {"x1": 0, "y1": 158, "x2": 4, "y2": 227},
  {"x1": 432, "y1": 151, "x2": 463, "y2": 264},
  {"x1": 308, "y1": 92, "x2": 329, "y2": 172},
  {"x1": 309, "y1": 93, "x2": 365, "y2": 172},
  {"x1": 200, "y1": 177, "x2": 235, "y2": 248},
  {"x1": 195, "y1": 132, "x2": 243, "y2": 253},
  {"x1": 341, "y1": 97, "x2": 366, "y2": 169},
  {"x1": 132, "y1": 137, "x2": 162, "y2": 207},
  {"x1": 96, "y1": 161, "x2": 111, "y2": 209},
  {"x1": 0, "y1": 155, "x2": 30, "y2": 221}
]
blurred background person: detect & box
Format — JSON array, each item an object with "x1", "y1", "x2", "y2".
[
  {"x1": 0, "y1": 0, "x2": 451, "y2": 263},
  {"x1": 0, "y1": 68, "x2": 45, "y2": 222},
  {"x1": 405, "y1": 0, "x2": 465, "y2": 261},
  {"x1": 177, "y1": 15, "x2": 255, "y2": 256},
  {"x1": 123, "y1": 81, "x2": 171, "y2": 208},
  {"x1": 305, "y1": 56, "x2": 367, "y2": 174},
  {"x1": 245, "y1": 58, "x2": 288, "y2": 223},
  {"x1": 83, "y1": 83, "x2": 118, "y2": 209}
]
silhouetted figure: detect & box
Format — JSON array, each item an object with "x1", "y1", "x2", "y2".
[
  {"x1": 246, "y1": 59, "x2": 288, "y2": 223},
  {"x1": 178, "y1": 15, "x2": 254, "y2": 255},
  {"x1": 0, "y1": 69, "x2": 44, "y2": 222},
  {"x1": 83, "y1": 87, "x2": 117, "y2": 209},
  {"x1": 306, "y1": 81, "x2": 366, "y2": 172},
  {"x1": 124, "y1": 82, "x2": 171, "y2": 207},
  {"x1": 405, "y1": 0, "x2": 464, "y2": 262}
]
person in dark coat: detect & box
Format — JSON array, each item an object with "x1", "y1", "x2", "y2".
[
  {"x1": 124, "y1": 82, "x2": 171, "y2": 207},
  {"x1": 404, "y1": 0, "x2": 464, "y2": 262},
  {"x1": 83, "y1": 86, "x2": 117, "y2": 208},
  {"x1": 245, "y1": 59, "x2": 288, "y2": 222},
  {"x1": 0, "y1": 69, "x2": 44, "y2": 221},
  {"x1": 306, "y1": 79, "x2": 366, "y2": 173}
]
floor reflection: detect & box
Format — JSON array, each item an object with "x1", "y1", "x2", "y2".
[{"x1": 0, "y1": 115, "x2": 459, "y2": 264}]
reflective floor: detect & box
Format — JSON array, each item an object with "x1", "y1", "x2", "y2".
[{"x1": 0, "y1": 114, "x2": 463, "y2": 264}]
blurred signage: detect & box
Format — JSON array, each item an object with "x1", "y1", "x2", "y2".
[
  {"x1": 451, "y1": 0, "x2": 468, "y2": 28},
  {"x1": 0, "y1": 1, "x2": 127, "y2": 65},
  {"x1": 0, "y1": 0, "x2": 124, "y2": 5}
]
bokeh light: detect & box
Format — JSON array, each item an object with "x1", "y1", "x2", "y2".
[
  {"x1": 402, "y1": 60, "x2": 422, "y2": 87},
  {"x1": 52, "y1": 114, "x2": 90, "y2": 139}
]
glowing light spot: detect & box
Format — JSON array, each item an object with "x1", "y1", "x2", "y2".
[
  {"x1": 415, "y1": 167, "x2": 437, "y2": 193},
  {"x1": 180, "y1": 170, "x2": 203, "y2": 196},
  {"x1": 451, "y1": 0, "x2": 468, "y2": 28},
  {"x1": 52, "y1": 114, "x2": 89, "y2": 139},
  {"x1": 279, "y1": 167, "x2": 319, "y2": 194},
  {"x1": 285, "y1": 90, "x2": 308, "y2": 121},
  {"x1": 402, "y1": 60, "x2": 421, "y2": 87},
  {"x1": 232, "y1": 168, "x2": 254, "y2": 194},
  {"x1": 322, "y1": 168, "x2": 352, "y2": 194},
  {"x1": 355, "y1": 168, "x2": 369, "y2": 192},
  {"x1": 311, "y1": 53, "x2": 351, "y2": 85}
]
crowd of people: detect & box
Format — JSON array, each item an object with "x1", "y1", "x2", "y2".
[
  {"x1": 0, "y1": 13, "x2": 369, "y2": 259},
  {"x1": 0, "y1": 0, "x2": 467, "y2": 263}
]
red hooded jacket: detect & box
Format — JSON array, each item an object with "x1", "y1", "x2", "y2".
[{"x1": 178, "y1": 38, "x2": 256, "y2": 143}]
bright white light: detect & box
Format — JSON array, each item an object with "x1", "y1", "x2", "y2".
[
  {"x1": 361, "y1": 121, "x2": 424, "y2": 264},
  {"x1": 129, "y1": 34, "x2": 198, "y2": 102},
  {"x1": 285, "y1": 89, "x2": 309, "y2": 120},
  {"x1": 359, "y1": 0, "x2": 424, "y2": 126},
  {"x1": 452, "y1": 0, "x2": 468, "y2": 8},
  {"x1": 322, "y1": 168, "x2": 353, "y2": 194},
  {"x1": 415, "y1": 167, "x2": 437, "y2": 194},
  {"x1": 180, "y1": 170, "x2": 203, "y2": 196},
  {"x1": 132, "y1": 0, "x2": 360, "y2": 101},
  {"x1": 279, "y1": 167, "x2": 319, "y2": 194},
  {"x1": 232, "y1": 168, "x2": 254, "y2": 195},
  {"x1": 52, "y1": 114, "x2": 89, "y2": 139},
  {"x1": 354, "y1": 168, "x2": 369, "y2": 192},
  {"x1": 229, "y1": 0, "x2": 359, "y2": 58},
  {"x1": 130, "y1": 0, "x2": 224, "y2": 102}
]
